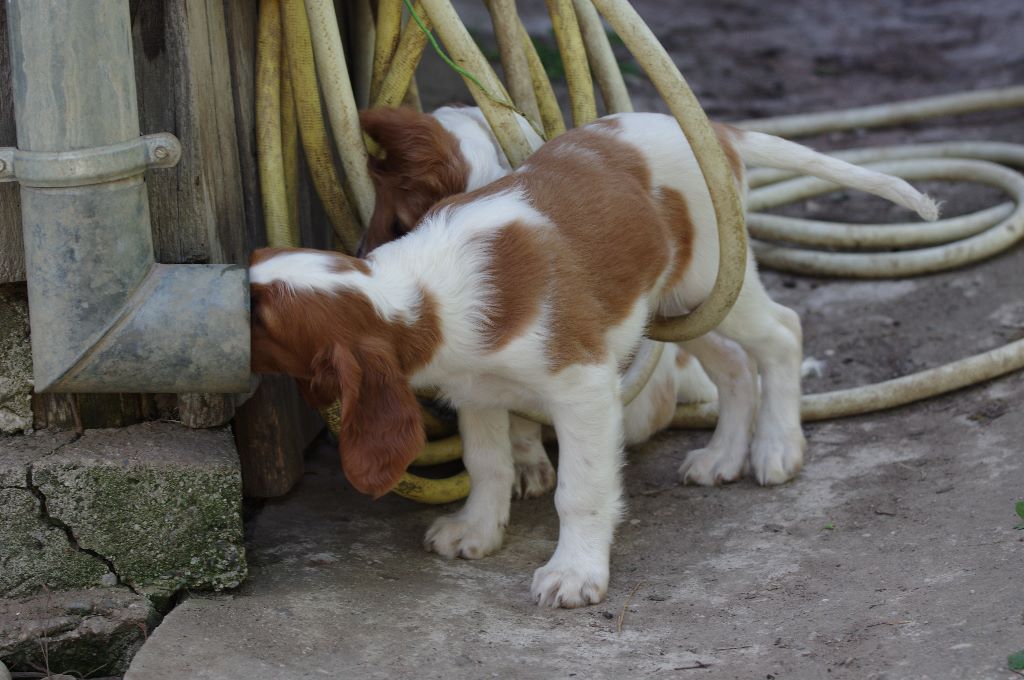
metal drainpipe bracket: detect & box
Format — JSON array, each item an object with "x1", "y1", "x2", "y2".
[{"x1": 0, "y1": 133, "x2": 182, "y2": 187}]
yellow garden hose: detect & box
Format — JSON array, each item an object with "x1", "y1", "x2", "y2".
[
  {"x1": 673, "y1": 87, "x2": 1024, "y2": 427},
  {"x1": 304, "y1": 0, "x2": 377, "y2": 228},
  {"x1": 573, "y1": 0, "x2": 633, "y2": 114},
  {"x1": 256, "y1": 0, "x2": 1024, "y2": 504},
  {"x1": 486, "y1": 0, "x2": 543, "y2": 129},
  {"x1": 589, "y1": 0, "x2": 750, "y2": 343},
  {"x1": 519, "y1": 18, "x2": 567, "y2": 139},
  {"x1": 256, "y1": 0, "x2": 290, "y2": 248},
  {"x1": 281, "y1": 50, "x2": 300, "y2": 236},
  {"x1": 372, "y1": 0, "x2": 404, "y2": 104},
  {"x1": 545, "y1": 0, "x2": 598, "y2": 126},
  {"x1": 281, "y1": 0, "x2": 362, "y2": 253},
  {"x1": 350, "y1": 0, "x2": 376, "y2": 108},
  {"x1": 374, "y1": 1, "x2": 431, "y2": 110}
]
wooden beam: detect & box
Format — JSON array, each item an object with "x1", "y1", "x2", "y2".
[
  {"x1": 0, "y1": 2, "x2": 25, "y2": 284},
  {"x1": 233, "y1": 375, "x2": 322, "y2": 498},
  {"x1": 223, "y1": 0, "x2": 326, "y2": 496}
]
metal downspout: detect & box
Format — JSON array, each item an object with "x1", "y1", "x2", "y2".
[{"x1": 2, "y1": 0, "x2": 249, "y2": 393}]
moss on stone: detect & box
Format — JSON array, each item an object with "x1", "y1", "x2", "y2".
[
  {"x1": 33, "y1": 422, "x2": 247, "y2": 600},
  {"x1": 0, "y1": 286, "x2": 33, "y2": 434},
  {"x1": 0, "y1": 488, "x2": 109, "y2": 597}
]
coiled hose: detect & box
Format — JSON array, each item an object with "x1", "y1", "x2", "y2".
[
  {"x1": 673, "y1": 88, "x2": 1024, "y2": 428},
  {"x1": 255, "y1": 0, "x2": 1024, "y2": 503}
]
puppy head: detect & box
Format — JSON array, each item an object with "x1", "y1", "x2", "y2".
[
  {"x1": 249, "y1": 247, "x2": 429, "y2": 497},
  {"x1": 359, "y1": 106, "x2": 470, "y2": 256}
]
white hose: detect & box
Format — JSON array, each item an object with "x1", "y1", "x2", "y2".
[{"x1": 674, "y1": 86, "x2": 1024, "y2": 427}]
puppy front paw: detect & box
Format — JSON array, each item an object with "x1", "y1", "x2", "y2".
[
  {"x1": 512, "y1": 457, "x2": 557, "y2": 499},
  {"x1": 424, "y1": 511, "x2": 506, "y2": 559},
  {"x1": 531, "y1": 557, "x2": 608, "y2": 608},
  {"x1": 678, "y1": 446, "x2": 746, "y2": 486}
]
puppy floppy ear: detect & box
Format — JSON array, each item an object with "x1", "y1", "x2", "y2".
[
  {"x1": 312, "y1": 339, "x2": 424, "y2": 498},
  {"x1": 360, "y1": 106, "x2": 468, "y2": 225}
]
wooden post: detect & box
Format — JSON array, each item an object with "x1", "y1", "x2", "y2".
[
  {"x1": 0, "y1": 3, "x2": 23, "y2": 285},
  {"x1": 223, "y1": 0, "x2": 326, "y2": 495}
]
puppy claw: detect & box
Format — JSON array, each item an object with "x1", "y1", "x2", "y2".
[
  {"x1": 424, "y1": 512, "x2": 505, "y2": 560},
  {"x1": 531, "y1": 559, "x2": 608, "y2": 609},
  {"x1": 751, "y1": 429, "x2": 806, "y2": 485},
  {"x1": 678, "y1": 447, "x2": 745, "y2": 486},
  {"x1": 512, "y1": 458, "x2": 557, "y2": 499}
]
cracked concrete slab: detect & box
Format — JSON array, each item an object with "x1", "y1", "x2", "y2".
[
  {"x1": 30, "y1": 422, "x2": 248, "y2": 602},
  {"x1": 1, "y1": 431, "x2": 106, "y2": 598},
  {"x1": 1, "y1": 424, "x2": 247, "y2": 602}
]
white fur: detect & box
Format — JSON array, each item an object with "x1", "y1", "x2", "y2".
[{"x1": 734, "y1": 129, "x2": 939, "y2": 221}]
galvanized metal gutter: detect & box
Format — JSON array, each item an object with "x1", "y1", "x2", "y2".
[{"x1": 2, "y1": 0, "x2": 249, "y2": 393}]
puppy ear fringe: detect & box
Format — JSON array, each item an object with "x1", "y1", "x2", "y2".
[{"x1": 314, "y1": 340, "x2": 425, "y2": 499}]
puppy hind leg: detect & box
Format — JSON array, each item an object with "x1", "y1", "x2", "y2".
[
  {"x1": 676, "y1": 333, "x2": 757, "y2": 486},
  {"x1": 716, "y1": 290, "x2": 806, "y2": 486},
  {"x1": 671, "y1": 344, "x2": 718, "y2": 405},
  {"x1": 509, "y1": 415, "x2": 556, "y2": 499}
]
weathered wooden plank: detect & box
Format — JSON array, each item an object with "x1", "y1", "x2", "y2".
[
  {"x1": 132, "y1": 0, "x2": 251, "y2": 428},
  {"x1": 0, "y1": 2, "x2": 26, "y2": 284},
  {"x1": 32, "y1": 393, "x2": 149, "y2": 431},
  {"x1": 233, "y1": 375, "x2": 322, "y2": 498},
  {"x1": 222, "y1": 0, "x2": 325, "y2": 496},
  {"x1": 222, "y1": 0, "x2": 265, "y2": 250}
]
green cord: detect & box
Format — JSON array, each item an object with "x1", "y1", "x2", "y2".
[{"x1": 402, "y1": 0, "x2": 548, "y2": 141}]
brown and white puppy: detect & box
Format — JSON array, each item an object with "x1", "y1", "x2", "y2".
[
  {"x1": 250, "y1": 112, "x2": 936, "y2": 607},
  {"x1": 360, "y1": 105, "x2": 717, "y2": 499}
]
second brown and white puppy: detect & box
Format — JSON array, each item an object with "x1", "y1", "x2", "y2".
[{"x1": 360, "y1": 105, "x2": 717, "y2": 499}]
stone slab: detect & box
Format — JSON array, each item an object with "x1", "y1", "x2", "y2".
[
  {"x1": 0, "y1": 588, "x2": 155, "y2": 676},
  {"x1": 1, "y1": 424, "x2": 246, "y2": 602}
]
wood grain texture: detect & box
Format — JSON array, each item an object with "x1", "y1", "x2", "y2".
[
  {"x1": 233, "y1": 375, "x2": 323, "y2": 498},
  {"x1": 0, "y1": 2, "x2": 26, "y2": 284},
  {"x1": 222, "y1": 0, "x2": 324, "y2": 496},
  {"x1": 132, "y1": 0, "x2": 251, "y2": 427}
]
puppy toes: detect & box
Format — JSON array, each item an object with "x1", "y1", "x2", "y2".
[
  {"x1": 424, "y1": 512, "x2": 505, "y2": 560},
  {"x1": 531, "y1": 558, "x2": 608, "y2": 608},
  {"x1": 751, "y1": 428, "x2": 806, "y2": 485},
  {"x1": 678, "y1": 446, "x2": 746, "y2": 486},
  {"x1": 512, "y1": 457, "x2": 557, "y2": 499}
]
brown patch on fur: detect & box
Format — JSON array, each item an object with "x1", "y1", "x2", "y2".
[
  {"x1": 250, "y1": 248, "x2": 442, "y2": 497},
  {"x1": 526, "y1": 125, "x2": 668, "y2": 370},
  {"x1": 711, "y1": 121, "x2": 745, "y2": 181},
  {"x1": 440, "y1": 122, "x2": 673, "y2": 370},
  {"x1": 359, "y1": 107, "x2": 470, "y2": 256},
  {"x1": 480, "y1": 222, "x2": 549, "y2": 351},
  {"x1": 656, "y1": 187, "x2": 696, "y2": 289},
  {"x1": 675, "y1": 348, "x2": 693, "y2": 368}
]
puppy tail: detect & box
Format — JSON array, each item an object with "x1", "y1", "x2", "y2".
[{"x1": 725, "y1": 126, "x2": 940, "y2": 222}]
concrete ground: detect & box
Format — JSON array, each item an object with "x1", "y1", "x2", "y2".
[{"x1": 127, "y1": 0, "x2": 1024, "y2": 678}]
